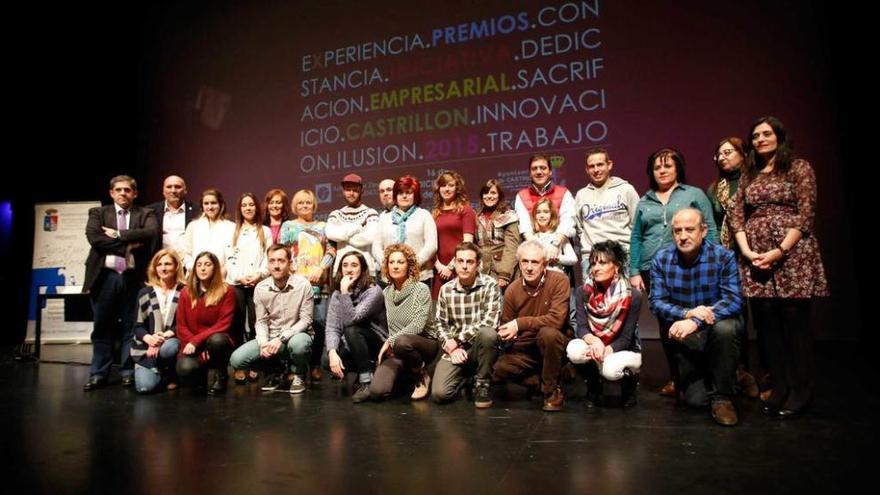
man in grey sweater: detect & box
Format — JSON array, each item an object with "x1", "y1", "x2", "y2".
[{"x1": 574, "y1": 148, "x2": 640, "y2": 278}]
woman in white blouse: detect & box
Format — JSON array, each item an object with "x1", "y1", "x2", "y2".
[
  {"x1": 225, "y1": 192, "x2": 272, "y2": 384},
  {"x1": 180, "y1": 188, "x2": 235, "y2": 272}
]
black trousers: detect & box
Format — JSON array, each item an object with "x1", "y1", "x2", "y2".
[
  {"x1": 661, "y1": 316, "x2": 742, "y2": 406},
  {"x1": 751, "y1": 298, "x2": 813, "y2": 410}
]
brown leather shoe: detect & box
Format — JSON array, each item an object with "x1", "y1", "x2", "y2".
[
  {"x1": 310, "y1": 367, "x2": 323, "y2": 382},
  {"x1": 659, "y1": 380, "x2": 676, "y2": 397},
  {"x1": 233, "y1": 369, "x2": 247, "y2": 384},
  {"x1": 542, "y1": 387, "x2": 564, "y2": 412},
  {"x1": 711, "y1": 400, "x2": 739, "y2": 426}
]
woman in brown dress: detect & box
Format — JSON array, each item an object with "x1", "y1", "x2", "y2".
[{"x1": 731, "y1": 116, "x2": 829, "y2": 418}]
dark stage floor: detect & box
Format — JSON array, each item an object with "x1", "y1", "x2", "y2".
[{"x1": 1, "y1": 341, "x2": 875, "y2": 494}]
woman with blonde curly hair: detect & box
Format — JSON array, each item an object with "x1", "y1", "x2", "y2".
[{"x1": 369, "y1": 243, "x2": 438, "y2": 401}]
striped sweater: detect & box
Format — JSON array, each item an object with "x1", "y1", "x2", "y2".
[{"x1": 131, "y1": 284, "x2": 183, "y2": 371}]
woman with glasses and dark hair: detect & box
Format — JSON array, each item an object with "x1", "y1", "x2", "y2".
[
  {"x1": 708, "y1": 138, "x2": 747, "y2": 249},
  {"x1": 324, "y1": 250, "x2": 388, "y2": 403},
  {"x1": 731, "y1": 116, "x2": 828, "y2": 418},
  {"x1": 630, "y1": 147, "x2": 718, "y2": 397},
  {"x1": 567, "y1": 241, "x2": 642, "y2": 408},
  {"x1": 476, "y1": 179, "x2": 520, "y2": 289},
  {"x1": 707, "y1": 137, "x2": 760, "y2": 399}
]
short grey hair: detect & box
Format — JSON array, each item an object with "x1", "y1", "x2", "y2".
[{"x1": 516, "y1": 239, "x2": 547, "y2": 261}]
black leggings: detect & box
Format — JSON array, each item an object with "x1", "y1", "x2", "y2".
[
  {"x1": 176, "y1": 334, "x2": 233, "y2": 386},
  {"x1": 751, "y1": 298, "x2": 813, "y2": 410}
]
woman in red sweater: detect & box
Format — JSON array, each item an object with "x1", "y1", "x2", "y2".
[{"x1": 175, "y1": 251, "x2": 236, "y2": 394}]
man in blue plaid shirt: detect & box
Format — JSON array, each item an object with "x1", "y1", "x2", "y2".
[{"x1": 650, "y1": 208, "x2": 743, "y2": 426}]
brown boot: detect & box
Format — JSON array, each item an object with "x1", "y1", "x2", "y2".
[
  {"x1": 736, "y1": 367, "x2": 759, "y2": 398},
  {"x1": 542, "y1": 387, "x2": 564, "y2": 412}
]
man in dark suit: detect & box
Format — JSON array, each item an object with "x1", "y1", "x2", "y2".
[
  {"x1": 146, "y1": 174, "x2": 195, "y2": 256},
  {"x1": 83, "y1": 175, "x2": 158, "y2": 390}
]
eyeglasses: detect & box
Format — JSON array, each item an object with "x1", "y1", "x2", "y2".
[{"x1": 714, "y1": 149, "x2": 737, "y2": 160}]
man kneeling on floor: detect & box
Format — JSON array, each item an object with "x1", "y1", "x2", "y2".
[
  {"x1": 431, "y1": 242, "x2": 502, "y2": 408},
  {"x1": 230, "y1": 244, "x2": 314, "y2": 394},
  {"x1": 493, "y1": 240, "x2": 571, "y2": 412},
  {"x1": 650, "y1": 208, "x2": 744, "y2": 426}
]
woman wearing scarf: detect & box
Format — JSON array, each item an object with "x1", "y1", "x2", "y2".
[
  {"x1": 567, "y1": 241, "x2": 642, "y2": 408},
  {"x1": 373, "y1": 175, "x2": 437, "y2": 286}
]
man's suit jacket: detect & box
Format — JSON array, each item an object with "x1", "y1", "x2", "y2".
[
  {"x1": 147, "y1": 200, "x2": 196, "y2": 255},
  {"x1": 84, "y1": 204, "x2": 159, "y2": 292}
]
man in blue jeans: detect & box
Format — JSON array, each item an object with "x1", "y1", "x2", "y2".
[
  {"x1": 229, "y1": 244, "x2": 314, "y2": 394},
  {"x1": 650, "y1": 208, "x2": 743, "y2": 426}
]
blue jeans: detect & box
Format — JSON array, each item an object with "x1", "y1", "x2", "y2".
[
  {"x1": 230, "y1": 333, "x2": 313, "y2": 375},
  {"x1": 133, "y1": 338, "x2": 180, "y2": 393}
]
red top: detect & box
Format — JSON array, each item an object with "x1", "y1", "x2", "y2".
[
  {"x1": 432, "y1": 205, "x2": 476, "y2": 299},
  {"x1": 176, "y1": 287, "x2": 235, "y2": 353},
  {"x1": 517, "y1": 184, "x2": 570, "y2": 217}
]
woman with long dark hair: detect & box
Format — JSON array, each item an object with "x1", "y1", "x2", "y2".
[
  {"x1": 175, "y1": 251, "x2": 236, "y2": 394},
  {"x1": 476, "y1": 179, "x2": 519, "y2": 289},
  {"x1": 324, "y1": 250, "x2": 388, "y2": 403},
  {"x1": 731, "y1": 116, "x2": 829, "y2": 418},
  {"x1": 226, "y1": 192, "x2": 272, "y2": 383}
]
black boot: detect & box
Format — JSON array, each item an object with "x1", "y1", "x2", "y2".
[
  {"x1": 209, "y1": 370, "x2": 228, "y2": 395},
  {"x1": 585, "y1": 375, "x2": 603, "y2": 409},
  {"x1": 622, "y1": 373, "x2": 639, "y2": 408}
]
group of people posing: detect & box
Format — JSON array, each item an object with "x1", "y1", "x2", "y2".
[{"x1": 81, "y1": 116, "x2": 828, "y2": 427}]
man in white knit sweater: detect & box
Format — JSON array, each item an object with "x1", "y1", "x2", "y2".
[{"x1": 326, "y1": 174, "x2": 380, "y2": 276}]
